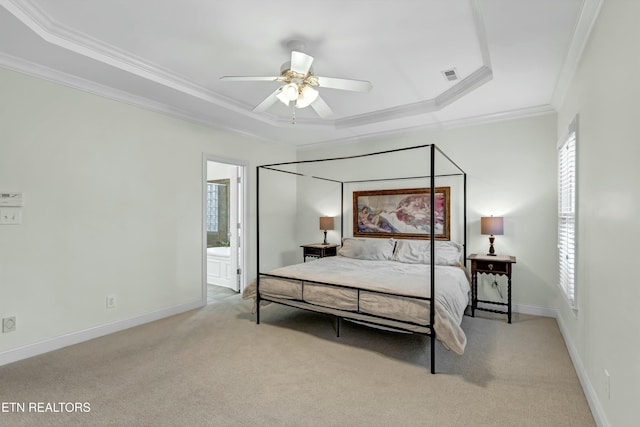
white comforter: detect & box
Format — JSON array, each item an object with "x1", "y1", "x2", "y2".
[{"x1": 243, "y1": 256, "x2": 470, "y2": 354}]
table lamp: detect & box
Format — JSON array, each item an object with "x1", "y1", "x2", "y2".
[
  {"x1": 481, "y1": 216, "x2": 504, "y2": 256},
  {"x1": 319, "y1": 216, "x2": 334, "y2": 245}
]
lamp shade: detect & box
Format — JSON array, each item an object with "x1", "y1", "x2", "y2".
[
  {"x1": 481, "y1": 216, "x2": 504, "y2": 235},
  {"x1": 296, "y1": 85, "x2": 319, "y2": 108},
  {"x1": 282, "y1": 83, "x2": 299, "y2": 101},
  {"x1": 277, "y1": 83, "x2": 299, "y2": 105},
  {"x1": 319, "y1": 216, "x2": 334, "y2": 231}
]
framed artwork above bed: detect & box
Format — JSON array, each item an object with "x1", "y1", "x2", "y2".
[{"x1": 353, "y1": 187, "x2": 450, "y2": 240}]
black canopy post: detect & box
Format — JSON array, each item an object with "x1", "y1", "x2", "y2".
[
  {"x1": 429, "y1": 144, "x2": 436, "y2": 374},
  {"x1": 256, "y1": 165, "x2": 261, "y2": 325}
]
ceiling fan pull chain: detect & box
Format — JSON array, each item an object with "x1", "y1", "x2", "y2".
[{"x1": 291, "y1": 104, "x2": 296, "y2": 125}]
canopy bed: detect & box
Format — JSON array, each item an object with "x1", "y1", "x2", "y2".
[{"x1": 245, "y1": 144, "x2": 468, "y2": 374}]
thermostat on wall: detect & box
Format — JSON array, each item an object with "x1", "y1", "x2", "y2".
[{"x1": 0, "y1": 193, "x2": 23, "y2": 207}]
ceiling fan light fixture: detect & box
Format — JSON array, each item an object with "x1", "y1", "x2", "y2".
[
  {"x1": 276, "y1": 83, "x2": 299, "y2": 105},
  {"x1": 282, "y1": 83, "x2": 299, "y2": 101},
  {"x1": 296, "y1": 85, "x2": 319, "y2": 108},
  {"x1": 276, "y1": 91, "x2": 290, "y2": 106},
  {"x1": 221, "y1": 48, "x2": 370, "y2": 119}
]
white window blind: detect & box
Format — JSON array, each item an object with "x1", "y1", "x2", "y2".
[{"x1": 558, "y1": 130, "x2": 576, "y2": 308}]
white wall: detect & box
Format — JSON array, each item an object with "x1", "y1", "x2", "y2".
[
  {"x1": 207, "y1": 162, "x2": 236, "y2": 181},
  {"x1": 297, "y1": 113, "x2": 559, "y2": 312},
  {"x1": 294, "y1": 173, "x2": 342, "y2": 261},
  {"x1": 556, "y1": 1, "x2": 640, "y2": 425},
  {"x1": 0, "y1": 68, "x2": 295, "y2": 360},
  {"x1": 256, "y1": 166, "x2": 298, "y2": 269}
]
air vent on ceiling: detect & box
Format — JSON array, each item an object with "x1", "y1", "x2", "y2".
[{"x1": 442, "y1": 68, "x2": 459, "y2": 82}]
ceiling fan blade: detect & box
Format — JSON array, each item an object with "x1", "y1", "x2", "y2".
[
  {"x1": 290, "y1": 51, "x2": 314, "y2": 75},
  {"x1": 220, "y1": 76, "x2": 279, "y2": 82},
  {"x1": 315, "y1": 76, "x2": 372, "y2": 92},
  {"x1": 252, "y1": 88, "x2": 282, "y2": 113},
  {"x1": 310, "y1": 95, "x2": 333, "y2": 119}
]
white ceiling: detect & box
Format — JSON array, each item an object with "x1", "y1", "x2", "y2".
[{"x1": 0, "y1": 0, "x2": 599, "y2": 148}]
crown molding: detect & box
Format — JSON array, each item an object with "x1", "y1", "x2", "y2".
[
  {"x1": 0, "y1": 0, "x2": 560, "y2": 151},
  {"x1": 551, "y1": 0, "x2": 605, "y2": 109},
  {"x1": 1, "y1": 0, "x2": 494, "y2": 132},
  {"x1": 335, "y1": 65, "x2": 493, "y2": 129},
  {"x1": 1, "y1": 0, "x2": 309, "y2": 129},
  {"x1": 0, "y1": 0, "x2": 273, "y2": 122},
  {"x1": 4, "y1": 0, "x2": 556, "y2": 151},
  {"x1": 1, "y1": 48, "x2": 546, "y2": 152},
  {"x1": 297, "y1": 104, "x2": 556, "y2": 151},
  {"x1": 0, "y1": 49, "x2": 554, "y2": 152},
  {"x1": 471, "y1": 0, "x2": 492, "y2": 68},
  {"x1": 435, "y1": 66, "x2": 493, "y2": 108},
  {"x1": 0, "y1": 52, "x2": 284, "y2": 147},
  {"x1": 335, "y1": 0, "x2": 493, "y2": 129}
]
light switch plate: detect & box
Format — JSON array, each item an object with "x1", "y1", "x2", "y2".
[{"x1": 0, "y1": 193, "x2": 23, "y2": 207}]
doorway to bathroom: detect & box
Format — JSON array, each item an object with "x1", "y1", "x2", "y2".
[{"x1": 204, "y1": 156, "x2": 246, "y2": 305}]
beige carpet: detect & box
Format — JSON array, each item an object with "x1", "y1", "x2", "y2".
[{"x1": 0, "y1": 295, "x2": 595, "y2": 426}]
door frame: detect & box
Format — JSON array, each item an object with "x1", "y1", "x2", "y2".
[{"x1": 202, "y1": 153, "x2": 248, "y2": 304}]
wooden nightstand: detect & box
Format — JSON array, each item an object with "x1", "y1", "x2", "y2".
[
  {"x1": 467, "y1": 253, "x2": 517, "y2": 323},
  {"x1": 301, "y1": 243, "x2": 338, "y2": 262}
]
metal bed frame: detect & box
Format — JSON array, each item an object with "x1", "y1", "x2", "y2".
[{"x1": 256, "y1": 144, "x2": 467, "y2": 374}]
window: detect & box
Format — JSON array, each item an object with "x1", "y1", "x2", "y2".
[
  {"x1": 558, "y1": 118, "x2": 577, "y2": 309},
  {"x1": 207, "y1": 183, "x2": 219, "y2": 232}
]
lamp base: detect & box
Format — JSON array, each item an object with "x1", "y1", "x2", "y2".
[
  {"x1": 323, "y1": 230, "x2": 328, "y2": 245},
  {"x1": 487, "y1": 235, "x2": 496, "y2": 256}
]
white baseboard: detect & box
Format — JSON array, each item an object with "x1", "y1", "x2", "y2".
[
  {"x1": 514, "y1": 303, "x2": 608, "y2": 427},
  {"x1": 0, "y1": 298, "x2": 609, "y2": 427},
  {"x1": 513, "y1": 303, "x2": 557, "y2": 318},
  {"x1": 0, "y1": 299, "x2": 203, "y2": 367},
  {"x1": 555, "y1": 313, "x2": 610, "y2": 427}
]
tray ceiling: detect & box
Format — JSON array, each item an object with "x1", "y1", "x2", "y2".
[{"x1": 0, "y1": 0, "x2": 599, "y2": 147}]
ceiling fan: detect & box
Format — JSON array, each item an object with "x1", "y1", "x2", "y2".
[{"x1": 220, "y1": 50, "x2": 372, "y2": 119}]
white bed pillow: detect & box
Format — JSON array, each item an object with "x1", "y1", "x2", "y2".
[
  {"x1": 393, "y1": 240, "x2": 463, "y2": 266},
  {"x1": 338, "y1": 237, "x2": 396, "y2": 261}
]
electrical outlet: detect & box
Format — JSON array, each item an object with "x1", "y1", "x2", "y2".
[
  {"x1": 2, "y1": 316, "x2": 16, "y2": 333},
  {"x1": 604, "y1": 369, "x2": 610, "y2": 400},
  {"x1": 0, "y1": 208, "x2": 22, "y2": 225},
  {"x1": 106, "y1": 295, "x2": 117, "y2": 309}
]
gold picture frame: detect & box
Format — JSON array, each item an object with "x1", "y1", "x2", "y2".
[{"x1": 353, "y1": 187, "x2": 450, "y2": 240}]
